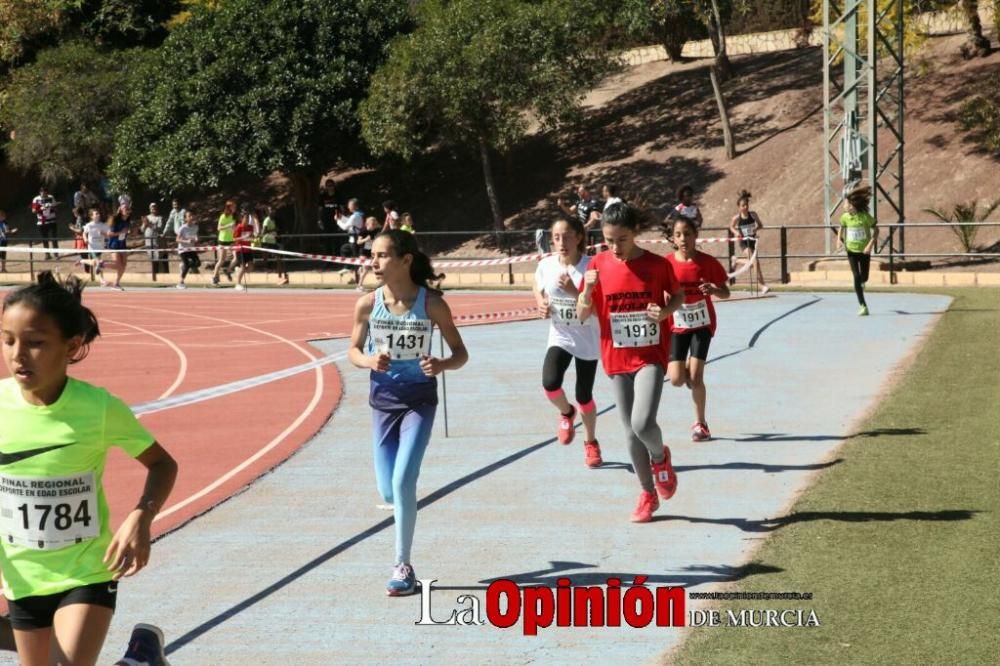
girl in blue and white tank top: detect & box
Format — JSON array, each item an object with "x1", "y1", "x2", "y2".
[{"x1": 348, "y1": 230, "x2": 468, "y2": 597}]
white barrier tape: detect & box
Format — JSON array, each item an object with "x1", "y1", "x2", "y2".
[
  {"x1": 3, "y1": 235, "x2": 755, "y2": 270},
  {"x1": 725, "y1": 241, "x2": 759, "y2": 280},
  {"x1": 453, "y1": 307, "x2": 538, "y2": 323}
]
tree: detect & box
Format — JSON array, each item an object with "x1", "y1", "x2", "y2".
[
  {"x1": 615, "y1": 0, "x2": 706, "y2": 61},
  {"x1": 1, "y1": 41, "x2": 131, "y2": 183},
  {"x1": 0, "y1": 0, "x2": 78, "y2": 65},
  {"x1": 109, "y1": 0, "x2": 410, "y2": 235},
  {"x1": 360, "y1": 0, "x2": 617, "y2": 232},
  {"x1": 958, "y1": 0, "x2": 991, "y2": 58}
]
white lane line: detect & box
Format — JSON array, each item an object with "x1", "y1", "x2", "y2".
[{"x1": 104, "y1": 318, "x2": 188, "y2": 401}]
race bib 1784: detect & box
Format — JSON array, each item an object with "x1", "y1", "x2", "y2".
[{"x1": 0, "y1": 471, "x2": 100, "y2": 551}]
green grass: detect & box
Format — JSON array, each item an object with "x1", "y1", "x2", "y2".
[{"x1": 672, "y1": 288, "x2": 1000, "y2": 665}]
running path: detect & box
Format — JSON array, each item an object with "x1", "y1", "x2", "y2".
[
  {"x1": 96, "y1": 291, "x2": 950, "y2": 664},
  {"x1": 0, "y1": 289, "x2": 536, "y2": 542}
]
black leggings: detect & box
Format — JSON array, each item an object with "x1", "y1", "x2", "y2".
[
  {"x1": 847, "y1": 251, "x2": 870, "y2": 306},
  {"x1": 39, "y1": 223, "x2": 58, "y2": 250},
  {"x1": 180, "y1": 252, "x2": 200, "y2": 279},
  {"x1": 542, "y1": 346, "x2": 598, "y2": 405}
]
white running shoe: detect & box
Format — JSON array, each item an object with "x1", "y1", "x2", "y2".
[
  {"x1": 234, "y1": 284, "x2": 245, "y2": 291},
  {"x1": 761, "y1": 285, "x2": 770, "y2": 295},
  {"x1": 176, "y1": 283, "x2": 186, "y2": 290}
]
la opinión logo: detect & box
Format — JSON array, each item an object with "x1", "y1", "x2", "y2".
[{"x1": 415, "y1": 577, "x2": 686, "y2": 635}]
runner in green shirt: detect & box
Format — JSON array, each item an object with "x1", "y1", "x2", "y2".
[
  {"x1": 0, "y1": 271, "x2": 177, "y2": 665},
  {"x1": 838, "y1": 186, "x2": 878, "y2": 316}
]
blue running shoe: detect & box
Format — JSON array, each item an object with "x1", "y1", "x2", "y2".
[{"x1": 386, "y1": 563, "x2": 418, "y2": 596}]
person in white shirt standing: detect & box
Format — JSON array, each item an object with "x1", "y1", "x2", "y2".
[
  {"x1": 175, "y1": 211, "x2": 200, "y2": 289},
  {"x1": 336, "y1": 198, "x2": 365, "y2": 277},
  {"x1": 30, "y1": 187, "x2": 60, "y2": 260}
]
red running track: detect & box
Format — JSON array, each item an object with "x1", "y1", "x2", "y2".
[{"x1": 0, "y1": 289, "x2": 536, "y2": 541}]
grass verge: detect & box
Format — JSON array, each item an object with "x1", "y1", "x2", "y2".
[{"x1": 671, "y1": 287, "x2": 1000, "y2": 665}]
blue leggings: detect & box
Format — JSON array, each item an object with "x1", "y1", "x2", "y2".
[{"x1": 371, "y1": 404, "x2": 436, "y2": 564}]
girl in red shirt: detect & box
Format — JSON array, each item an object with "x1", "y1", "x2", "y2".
[
  {"x1": 578, "y1": 203, "x2": 684, "y2": 523},
  {"x1": 665, "y1": 218, "x2": 730, "y2": 442}
]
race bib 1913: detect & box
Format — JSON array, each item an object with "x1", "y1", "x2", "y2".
[{"x1": 610, "y1": 311, "x2": 660, "y2": 348}]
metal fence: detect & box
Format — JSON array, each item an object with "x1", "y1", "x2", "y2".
[{"x1": 3, "y1": 222, "x2": 999, "y2": 286}]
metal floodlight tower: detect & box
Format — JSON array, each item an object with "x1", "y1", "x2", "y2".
[{"x1": 822, "y1": 0, "x2": 905, "y2": 254}]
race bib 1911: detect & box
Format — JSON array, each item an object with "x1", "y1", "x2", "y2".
[
  {"x1": 610, "y1": 311, "x2": 660, "y2": 348},
  {"x1": 370, "y1": 318, "x2": 433, "y2": 359},
  {"x1": 550, "y1": 296, "x2": 580, "y2": 325},
  {"x1": 0, "y1": 472, "x2": 100, "y2": 551},
  {"x1": 673, "y1": 300, "x2": 710, "y2": 331}
]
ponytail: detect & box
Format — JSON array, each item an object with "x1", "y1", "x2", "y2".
[{"x1": 3, "y1": 271, "x2": 101, "y2": 363}]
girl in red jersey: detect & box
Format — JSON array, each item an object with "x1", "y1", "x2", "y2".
[
  {"x1": 665, "y1": 218, "x2": 730, "y2": 442},
  {"x1": 577, "y1": 203, "x2": 684, "y2": 523}
]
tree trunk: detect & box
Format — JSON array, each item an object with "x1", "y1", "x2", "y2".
[
  {"x1": 708, "y1": 0, "x2": 734, "y2": 81},
  {"x1": 709, "y1": 66, "x2": 736, "y2": 160},
  {"x1": 959, "y1": 0, "x2": 992, "y2": 58},
  {"x1": 478, "y1": 137, "x2": 504, "y2": 233},
  {"x1": 288, "y1": 170, "x2": 320, "y2": 243}
]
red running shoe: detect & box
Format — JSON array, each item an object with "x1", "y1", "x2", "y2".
[
  {"x1": 558, "y1": 405, "x2": 576, "y2": 445},
  {"x1": 691, "y1": 422, "x2": 712, "y2": 442},
  {"x1": 630, "y1": 490, "x2": 660, "y2": 523},
  {"x1": 650, "y1": 445, "x2": 678, "y2": 500},
  {"x1": 584, "y1": 440, "x2": 603, "y2": 467}
]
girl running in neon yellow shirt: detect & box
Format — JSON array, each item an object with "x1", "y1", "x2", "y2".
[{"x1": 0, "y1": 271, "x2": 177, "y2": 665}]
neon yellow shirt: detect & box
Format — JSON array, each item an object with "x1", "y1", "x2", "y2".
[
  {"x1": 217, "y1": 214, "x2": 236, "y2": 243},
  {"x1": 839, "y1": 211, "x2": 875, "y2": 253},
  {"x1": 0, "y1": 377, "x2": 154, "y2": 600}
]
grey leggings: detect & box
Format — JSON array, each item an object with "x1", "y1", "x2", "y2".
[{"x1": 611, "y1": 364, "x2": 666, "y2": 493}]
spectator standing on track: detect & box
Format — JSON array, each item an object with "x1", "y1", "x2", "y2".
[
  {"x1": 259, "y1": 205, "x2": 288, "y2": 285},
  {"x1": 398, "y1": 213, "x2": 415, "y2": 234},
  {"x1": 141, "y1": 203, "x2": 168, "y2": 274},
  {"x1": 167, "y1": 199, "x2": 186, "y2": 238},
  {"x1": 559, "y1": 184, "x2": 603, "y2": 250},
  {"x1": 347, "y1": 230, "x2": 468, "y2": 596},
  {"x1": 0, "y1": 271, "x2": 178, "y2": 666},
  {"x1": 337, "y1": 198, "x2": 365, "y2": 277},
  {"x1": 382, "y1": 200, "x2": 400, "y2": 232},
  {"x1": 356, "y1": 216, "x2": 380, "y2": 290},
  {"x1": 73, "y1": 183, "x2": 99, "y2": 216},
  {"x1": 669, "y1": 184, "x2": 704, "y2": 230},
  {"x1": 30, "y1": 187, "x2": 60, "y2": 260},
  {"x1": 318, "y1": 179, "x2": 340, "y2": 257},
  {"x1": 0, "y1": 210, "x2": 17, "y2": 273}
]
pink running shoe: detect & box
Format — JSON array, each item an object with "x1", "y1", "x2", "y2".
[
  {"x1": 558, "y1": 406, "x2": 576, "y2": 445},
  {"x1": 691, "y1": 422, "x2": 712, "y2": 442},
  {"x1": 583, "y1": 440, "x2": 603, "y2": 468},
  {"x1": 650, "y1": 445, "x2": 678, "y2": 500},
  {"x1": 630, "y1": 491, "x2": 660, "y2": 523}
]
